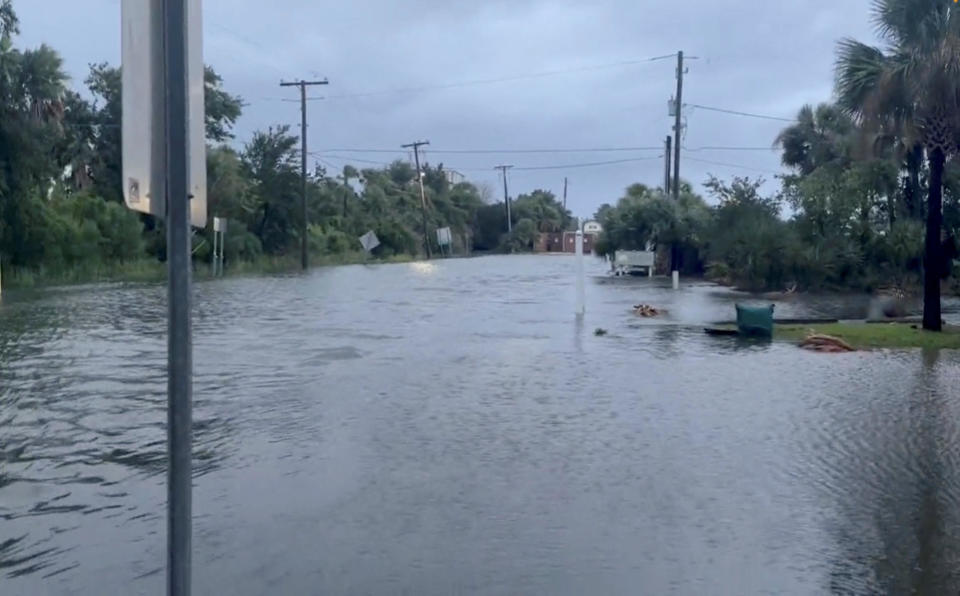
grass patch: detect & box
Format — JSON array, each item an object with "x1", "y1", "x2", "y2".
[
  {"x1": 1, "y1": 251, "x2": 423, "y2": 290},
  {"x1": 3, "y1": 260, "x2": 166, "y2": 288},
  {"x1": 775, "y1": 322, "x2": 960, "y2": 350}
]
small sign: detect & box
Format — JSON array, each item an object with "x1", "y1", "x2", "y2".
[
  {"x1": 436, "y1": 227, "x2": 452, "y2": 246},
  {"x1": 121, "y1": 0, "x2": 207, "y2": 227},
  {"x1": 359, "y1": 230, "x2": 380, "y2": 252},
  {"x1": 213, "y1": 216, "x2": 226, "y2": 233}
]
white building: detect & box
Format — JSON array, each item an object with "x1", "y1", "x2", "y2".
[{"x1": 444, "y1": 170, "x2": 466, "y2": 185}]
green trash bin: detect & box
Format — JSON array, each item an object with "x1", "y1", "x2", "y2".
[{"x1": 736, "y1": 303, "x2": 775, "y2": 337}]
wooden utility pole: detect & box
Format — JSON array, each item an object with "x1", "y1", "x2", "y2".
[
  {"x1": 670, "y1": 51, "x2": 684, "y2": 280},
  {"x1": 563, "y1": 177, "x2": 568, "y2": 210},
  {"x1": 280, "y1": 78, "x2": 329, "y2": 270},
  {"x1": 402, "y1": 140, "x2": 431, "y2": 258},
  {"x1": 672, "y1": 51, "x2": 683, "y2": 202},
  {"x1": 664, "y1": 136, "x2": 672, "y2": 194},
  {"x1": 495, "y1": 165, "x2": 513, "y2": 233}
]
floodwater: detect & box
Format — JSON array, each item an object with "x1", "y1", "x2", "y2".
[{"x1": 2, "y1": 255, "x2": 960, "y2": 595}]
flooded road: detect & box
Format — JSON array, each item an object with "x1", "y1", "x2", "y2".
[{"x1": 2, "y1": 255, "x2": 960, "y2": 595}]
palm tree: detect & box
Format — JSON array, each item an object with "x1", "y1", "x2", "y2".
[
  {"x1": 775, "y1": 103, "x2": 854, "y2": 176},
  {"x1": 836, "y1": 0, "x2": 960, "y2": 331}
]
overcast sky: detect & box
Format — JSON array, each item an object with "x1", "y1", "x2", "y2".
[{"x1": 15, "y1": 0, "x2": 880, "y2": 218}]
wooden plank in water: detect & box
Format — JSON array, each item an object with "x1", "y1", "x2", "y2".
[
  {"x1": 704, "y1": 327, "x2": 740, "y2": 336},
  {"x1": 709, "y1": 318, "x2": 839, "y2": 326}
]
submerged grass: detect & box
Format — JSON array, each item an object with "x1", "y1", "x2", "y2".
[
  {"x1": 1, "y1": 251, "x2": 423, "y2": 290},
  {"x1": 775, "y1": 322, "x2": 960, "y2": 350}
]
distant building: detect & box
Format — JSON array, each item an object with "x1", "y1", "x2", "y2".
[
  {"x1": 444, "y1": 170, "x2": 466, "y2": 186},
  {"x1": 535, "y1": 231, "x2": 595, "y2": 254}
]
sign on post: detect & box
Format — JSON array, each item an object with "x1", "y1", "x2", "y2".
[
  {"x1": 436, "y1": 227, "x2": 452, "y2": 247},
  {"x1": 359, "y1": 230, "x2": 380, "y2": 253},
  {"x1": 122, "y1": 0, "x2": 207, "y2": 228}
]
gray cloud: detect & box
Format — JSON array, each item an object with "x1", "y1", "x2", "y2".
[{"x1": 16, "y1": 0, "x2": 878, "y2": 217}]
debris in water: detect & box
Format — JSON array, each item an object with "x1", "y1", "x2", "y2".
[
  {"x1": 632, "y1": 304, "x2": 665, "y2": 317},
  {"x1": 594, "y1": 328, "x2": 608, "y2": 336},
  {"x1": 799, "y1": 332, "x2": 855, "y2": 352}
]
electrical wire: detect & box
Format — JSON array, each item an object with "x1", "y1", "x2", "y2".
[
  {"x1": 682, "y1": 155, "x2": 782, "y2": 175},
  {"x1": 513, "y1": 156, "x2": 663, "y2": 171},
  {"x1": 312, "y1": 152, "x2": 665, "y2": 172},
  {"x1": 320, "y1": 53, "x2": 678, "y2": 100},
  {"x1": 682, "y1": 145, "x2": 777, "y2": 152},
  {"x1": 684, "y1": 103, "x2": 797, "y2": 123},
  {"x1": 312, "y1": 146, "x2": 662, "y2": 155}
]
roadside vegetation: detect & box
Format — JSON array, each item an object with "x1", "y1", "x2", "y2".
[
  {"x1": 0, "y1": 0, "x2": 573, "y2": 289},
  {"x1": 775, "y1": 323, "x2": 960, "y2": 350},
  {"x1": 595, "y1": 0, "x2": 960, "y2": 332}
]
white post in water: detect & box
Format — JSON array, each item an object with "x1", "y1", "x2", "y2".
[
  {"x1": 672, "y1": 270, "x2": 679, "y2": 290},
  {"x1": 575, "y1": 219, "x2": 585, "y2": 316}
]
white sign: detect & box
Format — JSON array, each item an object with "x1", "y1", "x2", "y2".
[
  {"x1": 615, "y1": 250, "x2": 655, "y2": 267},
  {"x1": 212, "y1": 216, "x2": 226, "y2": 233},
  {"x1": 122, "y1": 0, "x2": 207, "y2": 227},
  {"x1": 436, "y1": 227, "x2": 452, "y2": 246},
  {"x1": 359, "y1": 230, "x2": 380, "y2": 252},
  {"x1": 583, "y1": 221, "x2": 602, "y2": 234}
]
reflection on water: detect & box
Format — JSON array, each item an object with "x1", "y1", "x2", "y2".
[{"x1": 1, "y1": 256, "x2": 959, "y2": 594}]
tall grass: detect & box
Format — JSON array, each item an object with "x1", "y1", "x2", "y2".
[{"x1": 1, "y1": 250, "x2": 421, "y2": 290}]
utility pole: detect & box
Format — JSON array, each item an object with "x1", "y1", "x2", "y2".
[
  {"x1": 563, "y1": 177, "x2": 568, "y2": 210},
  {"x1": 664, "y1": 136, "x2": 672, "y2": 194},
  {"x1": 402, "y1": 140, "x2": 431, "y2": 258},
  {"x1": 672, "y1": 50, "x2": 683, "y2": 202},
  {"x1": 495, "y1": 165, "x2": 513, "y2": 233},
  {"x1": 280, "y1": 78, "x2": 329, "y2": 270},
  {"x1": 670, "y1": 51, "x2": 684, "y2": 285}
]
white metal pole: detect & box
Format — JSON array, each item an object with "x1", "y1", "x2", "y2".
[
  {"x1": 211, "y1": 226, "x2": 217, "y2": 277},
  {"x1": 575, "y1": 219, "x2": 585, "y2": 316}
]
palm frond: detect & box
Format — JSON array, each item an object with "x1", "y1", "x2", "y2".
[{"x1": 835, "y1": 38, "x2": 886, "y2": 118}]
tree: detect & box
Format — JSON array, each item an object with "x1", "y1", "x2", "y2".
[
  {"x1": 0, "y1": 1, "x2": 69, "y2": 267},
  {"x1": 835, "y1": 0, "x2": 960, "y2": 330},
  {"x1": 203, "y1": 66, "x2": 244, "y2": 143},
  {"x1": 775, "y1": 103, "x2": 854, "y2": 176},
  {"x1": 241, "y1": 126, "x2": 301, "y2": 254},
  {"x1": 594, "y1": 182, "x2": 708, "y2": 274}
]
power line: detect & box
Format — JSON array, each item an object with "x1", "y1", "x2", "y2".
[
  {"x1": 513, "y1": 156, "x2": 663, "y2": 171},
  {"x1": 313, "y1": 153, "x2": 665, "y2": 172},
  {"x1": 683, "y1": 145, "x2": 777, "y2": 152},
  {"x1": 684, "y1": 103, "x2": 797, "y2": 123},
  {"x1": 320, "y1": 53, "x2": 678, "y2": 100},
  {"x1": 260, "y1": 96, "x2": 327, "y2": 102},
  {"x1": 682, "y1": 155, "x2": 781, "y2": 175},
  {"x1": 312, "y1": 145, "x2": 662, "y2": 154},
  {"x1": 313, "y1": 153, "x2": 395, "y2": 166}
]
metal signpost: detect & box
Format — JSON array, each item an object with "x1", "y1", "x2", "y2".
[
  {"x1": 436, "y1": 226, "x2": 452, "y2": 257},
  {"x1": 122, "y1": 0, "x2": 205, "y2": 594},
  {"x1": 212, "y1": 217, "x2": 226, "y2": 276},
  {"x1": 575, "y1": 219, "x2": 586, "y2": 316}
]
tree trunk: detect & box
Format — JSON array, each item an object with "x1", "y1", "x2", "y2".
[
  {"x1": 923, "y1": 147, "x2": 944, "y2": 332},
  {"x1": 905, "y1": 144, "x2": 923, "y2": 220}
]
